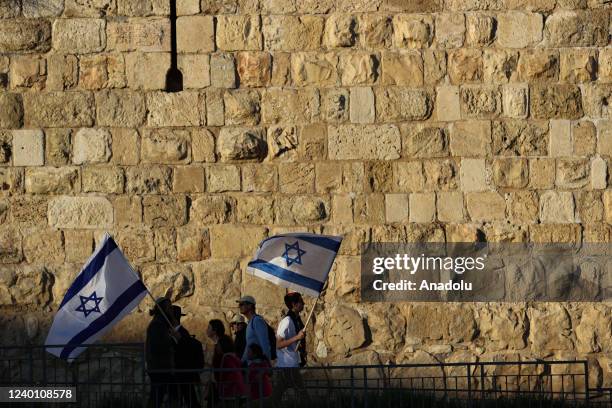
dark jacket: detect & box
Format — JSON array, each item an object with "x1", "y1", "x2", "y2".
[
  {"x1": 234, "y1": 327, "x2": 246, "y2": 358},
  {"x1": 145, "y1": 314, "x2": 175, "y2": 370}
]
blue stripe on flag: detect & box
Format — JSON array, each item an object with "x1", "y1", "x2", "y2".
[
  {"x1": 259, "y1": 235, "x2": 341, "y2": 253},
  {"x1": 248, "y1": 259, "x2": 324, "y2": 293},
  {"x1": 59, "y1": 280, "x2": 146, "y2": 360},
  {"x1": 59, "y1": 237, "x2": 118, "y2": 309}
]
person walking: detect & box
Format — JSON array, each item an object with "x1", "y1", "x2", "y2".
[
  {"x1": 230, "y1": 315, "x2": 247, "y2": 358},
  {"x1": 236, "y1": 296, "x2": 272, "y2": 362},
  {"x1": 171, "y1": 305, "x2": 202, "y2": 408}
]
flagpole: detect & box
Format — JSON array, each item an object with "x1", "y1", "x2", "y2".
[{"x1": 295, "y1": 294, "x2": 320, "y2": 350}]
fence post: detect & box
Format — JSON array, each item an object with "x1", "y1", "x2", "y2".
[
  {"x1": 467, "y1": 364, "x2": 472, "y2": 408},
  {"x1": 363, "y1": 367, "x2": 368, "y2": 408},
  {"x1": 350, "y1": 366, "x2": 355, "y2": 408},
  {"x1": 480, "y1": 364, "x2": 485, "y2": 402},
  {"x1": 584, "y1": 361, "x2": 589, "y2": 407}
]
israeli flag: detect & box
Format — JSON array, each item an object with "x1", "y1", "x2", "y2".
[
  {"x1": 45, "y1": 233, "x2": 147, "y2": 361},
  {"x1": 247, "y1": 233, "x2": 343, "y2": 297}
]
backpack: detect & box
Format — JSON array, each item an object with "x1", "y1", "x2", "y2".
[{"x1": 252, "y1": 315, "x2": 277, "y2": 361}]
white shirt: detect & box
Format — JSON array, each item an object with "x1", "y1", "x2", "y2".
[{"x1": 276, "y1": 316, "x2": 299, "y2": 368}]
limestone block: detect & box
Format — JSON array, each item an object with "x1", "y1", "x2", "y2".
[
  {"x1": 177, "y1": 16, "x2": 214, "y2": 52},
  {"x1": 276, "y1": 195, "x2": 329, "y2": 224},
  {"x1": 409, "y1": 193, "x2": 435, "y2": 223},
  {"x1": 393, "y1": 161, "x2": 424, "y2": 192},
  {"x1": 201, "y1": 0, "x2": 238, "y2": 13},
  {"x1": 460, "y1": 158, "x2": 488, "y2": 192},
  {"x1": 581, "y1": 84, "x2": 612, "y2": 119},
  {"x1": 108, "y1": 129, "x2": 138, "y2": 166},
  {"x1": 206, "y1": 89, "x2": 225, "y2": 126},
  {"x1": 82, "y1": 166, "x2": 124, "y2": 193},
  {"x1": 466, "y1": 192, "x2": 506, "y2": 221},
  {"x1": 261, "y1": 88, "x2": 319, "y2": 125},
  {"x1": 190, "y1": 195, "x2": 235, "y2": 224},
  {"x1": 48, "y1": 196, "x2": 113, "y2": 229},
  {"x1": 96, "y1": 90, "x2": 146, "y2": 127},
  {"x1": 142, "y1": 129, "x2": 190, "y2": 164},
  {"x1": 528, "y1": 158, "x2": 555, "y2": 189},
  {"x1": 0, "y1": 226, "x2": 22, "y2": 263},
  {"x1": 270, "y1": 52, "x2": 290, "y2": 87},
  {"x1": 146, "y1": 92, "x2": 201, "y2": 127},
  {"x1": 531, "y1": 85, "x2": 584, "y2": 120},
  {"x1": 12, "y1": 130, "x2": 44, "y2": 166},
  {"x1": 507, "y1": 191, "x2": 538, "y2": 224},
  {"x1": 492, "y1": 158, "x2": 528, "y2": 188},
  {"x1": 267, "y1": 126, "x2": 298, "y2": 161},
  {"x1": 316, "y1": 163, "x2": 343, "y2": 193},
  {"x1": 9, "y1": 56, "x2": 46, "y2": 90},
  {"x1": 0, "y1": 131, "x2": 9, "y2": 164},
  {"x1": 556, "y1": 158, "x2": 590, "y2": 189},
  {"x1": 224, "y1": 90, "x2": 261, "y2": 126},
  {"x1": 572, "y1": 121, "x2": 596, "y2": 156},
  {"x1": 492, "y1": 120, "x2": 548, "y2": 156},
  {"x1": 80, "y1": 54, "x2": 126, "y2": 89},
  {"x1": 402, "y1": 123, "x2": 448, "y2": 158},
  {"x1": 549, "y1": 119, "x2": 572, "y2": 157},
  {"x1": 299, "y1": 123, "x2": 327, "y2": 161},
  {"x1": 106, "y1": 18, "x2": 170, "y2": 52},
  {"x1": 53, "y1": 18, "x2": 106, "y2": 53},
  {"x1": 376, "y1": 88, "x2": 432, "y2": 122},
  {"x1": 466, "y1": 14, "x2": 495, "y2": 46},
  {"x1": 193, "y1": 260, "x2": 241, "y2": 309},
  {"x1": 210, "y1": 53, "x2": 237, "y2": 88},
  {"x1": 192, "y1": 129, "x2": 216, "y2": 163},
  {"x1": 64, "y1": 230, "x2": 94, "y2": 263},
  {"x1": 142, "y1": 264, "x2": 193, "y2": 302},
  {"x1": 424, "y1": 159, "x2": 458, "y2": 191},
  {"x1": 366, "y1": 162, "x2": 393, "y2": 193},
  {"x1": 544, "y1": 11, "x2": 608, "y2": 47},
  {"x1": 502, "y1": 85, "x2": 528, "y2": 119},
  {"x1": 539, "y1": 191, "x2": 575, "y2": 223},
  {"x1": 0, "y1": 19, "x2": 51, "y2": 52},
  {"x1": 8, "y1": 195, "x2": 47, "y2": 225},
  {"x1": 353, "y1": 193, "x2": 385, "y2": 224},
  {"x1": 450, "y1": 121, "x2": 491, "y2": 157},
  {"x1": 435, "y1": 13, "x2": 465, "y2": 48},
  {"x1": 291, "y1": 52, "x2": 338, "y2": 87},
  {"x1": 72, "y1": 128, "x2": 111, "y2": 165},
  {"x1": 496, "y1": 11, "x2": 543, "y2": 48},
  {"x1": 517, "y1": 50, "x2": 559, "y2": 83},
  {"x1": 392, "y1": 14, "x2": 433, "y2": 48},
  {"x1": 46, "y1": 54, "x2": 78, "y2": 91},
  {"x1": 448, "y1": 49, "x2": 482, "y2": 84},
  {"x1": 126, "y1": 166, "x2": 172, "y2": 194},
  {"x1": 358, "y1": 14, "x2": 393, "y2": 49},
  {"x1": 237, "y1": 195, "x2": 274, "y2": 224},
  {"x1": 242, "y1": 164, "x2": 277, "y2": 192},
  {"x1": 0, "y1": 265, "x2": 52, "y2": 306},
  {"x1": 324, "y1": 14, "x2": 357, "y2": 48},
  {"x1": 600, "y1": 49, "x2": 612, "y2": 83},
  {"x1": 143, "y1": 195, "x2": 187, "y2": 227},
  {"x1": 24, "y1": 92, "x2": 94, "y2": 127},
  {"x1": 177, "y1": 54, "x2": 210, "y2": 89},
  {"x1": 339, "y1": 53, "x2": 379, "y2": 86},
  {"x1": 435, "y1": 86, "x2": 460, "y2": 122},
  {"x1": 217, "y1": 15, "x2": 262, "y2": 51},
  {"x1": 381, "y1": 0, "x2": 442, "y2": 11},
  {"x1": 207, "y1": 165, "x2": 240, "y2": 192},
  {"x1": 263, "y1": 15, "x2": 324, "y2": 51},
  {"x1": 116, "y1": 0, "x2": 169, "y2": 16},
  {"x1": 349, "y1": 87, "x2": 375, "y2": 124},
  {"x1": 0, "y1": 0, "x2": 20, "y2": 18},
  {"x1": 177, "y1": 227, "x2": 210, "y2": 262},
  {"x1": 113, "y1": 196, "x2": 141, "y2": 228},
  {"x1": 0, "y1": 168, "x2": 23, "y2": 195},
  {"x1": 45, "y1": 129, "x2": 71, "y2": 166},
  {"x1": 437, "y1": 192, "x2": 464, "y2": 222},
  {"x1": 237, "y1": 52, "x2": 271, "y2": 87},
  {"x1": 322, "y1": 88, "x2": 349, "y2": 123},
  {"x1": 218, "y1": 127, "x2": 266, "y2": 161},
  {"x1": 173, "y1": 166, "x2": 205, "y2": 193},
  {"x1": 152, "y1": 228, "x2": 176, "y2": 262},
  {"x1": 483, "y1": 49, "x2": 519, "y2": 83},
  {"x1": 560, "y1": 49, "x2": 597, "y2": 83},
  {"x1": 591, "y1": 158, "x2": 607, "y2": 190},
  {"x1": 279, "y1": 163, "x2": 315, "y2": 194},
  {"x1": 125, "y1": 52, "x2": 169, "y2": 90},
  {"x1": 25, "y1": 168, "x2": 79, "y2": 194},
  {"x1": 329, "y1": 124, "x2": 400, "y2": 160},
  {"x1": 382, "y1": 51, "x2": 423, "y2": 86},
  {"x1": 460, "y1": 86, "x2": 501, "y2": 119},
  {"x1": 210, "y1": 225, "x2": 266, "y2": 258}
]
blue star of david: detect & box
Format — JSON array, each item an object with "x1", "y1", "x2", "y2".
[
  {"x1": 282, "y1": 241, "x2": 306, "y2": 267},
  {"x1": 75, "y1": 291, "x2": 104, "y2": 317}
]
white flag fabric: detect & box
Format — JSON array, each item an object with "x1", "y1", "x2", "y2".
[
  {"x1": 246, "y1": 233, "x2": 343, "y2": 297},
  {"x1": 45, "y1": 233, "x2": 147, "y2": 361}
]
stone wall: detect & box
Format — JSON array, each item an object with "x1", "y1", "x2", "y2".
[{"x1": 0, "y1": 0, "x2": 611, "y2": 388}]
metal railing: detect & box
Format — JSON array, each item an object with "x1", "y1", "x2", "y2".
[{"x1": 1, "y1": 343, "x2": 610, "y2": 407}]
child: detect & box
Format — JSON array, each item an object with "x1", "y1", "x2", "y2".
[{"x1": 247, "y1": 344, "x2": 272, "y2": 401}]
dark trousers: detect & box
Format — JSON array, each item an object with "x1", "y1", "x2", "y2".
[
  {"x1": 148, "y1": 373, "x2": 177, "y2": 408},
  {"x1": 176, "y1": 374, "x2": 201, "y2": 408}
]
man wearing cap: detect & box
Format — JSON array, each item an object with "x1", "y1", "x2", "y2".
[
  {"x1": 230, "y1": 314, "x2": 247, "y2": 358},
  {"x1": 236, "y1": 295, "x2": 271, "y2": 362}
]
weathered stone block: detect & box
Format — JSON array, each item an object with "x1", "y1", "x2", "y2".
[
  {"x1": 279, "y1": 163, "x2": 315, "y2": 194},
  {"x1": 560, "y1": 49, "x2": 597, "y2": 83},
  {"x1": 466, "y1": 14, "x2": 495, "y2": 46},
  {"x1": 339, "y1": 53, "x2": 379, "y2": 86},
  {"x1": 483, "y1": 49, "x2": 519, "y2": 83},
  {"x1": 329, "y1": 124, "x2": 400, "y2": 160},
  {"x1": 178, "y1": 54, "x2": 210, "y2": 89},
  {"x1": 210, "y1": 225, "x2": 266, "y2": 258},
  {"x1": 173, "y1": 166, "x2": 204, "y2": 193},
  {"x1": 53, "y1": 18, "x2": 106, "y2": 53},
  {"x1": 492, "y1": 120, "x2": 548, "y2": 156},
  {"x1": 79, "y1": 54, "x2": 126, "y2": 89},
  {"x1": 242, "y1": 164, "x2": 277, "y2": 192},
  {"x1": 177, "y1": 16, "x2": 214, "y2": 52},
  {"x1": 402, "y1": 123, "x2": 448, "y2": 158},
  {"x1": 126, "y1": 166, "x2": 172, "y2": 194},
  {"x1": 267, "y1": 126, "x2": 298, "y2": 161},
  {"x1": 437, "y1": 192, "x2": 464, "y2": 222},
  {"x1": 424, "y1": 50, "x2": 447, "y2": 85},
  {"x1": 192, "y1": 129, "x2": 216, "y2": 163},
  {"x1": 218, "y1": 127, "x2": 266, "y2": 161},
  {"x1": 0, "y1": 0, "x2": 20, "y2": 18},
  {"x1": 492, "y1": 158, "x2": 528, "y2": 188},
  {"x1": 261, "y1": 88, "x2": 319, "y2": 125},
  {"x1": 276, "y1": 195, "x2": 329, "y2": 224},
  {"x1": 263, "y1": 16, "x2": 324, "y2": 51},
  {"x1": 393, "y1": 14, "x2": 433, "y2": 48},
  {"x1": 46, "y1": 54, "x2": 78, "y2": 91},
  {"x1": 448, "y1": 49, "x2": 482, "y2": 84},
  {"x1": 316, "y1": 162, "x2": 342, "y2": 193},
  {"x1": 581, "y1": 84, "x2": 612, "y2": 119},
  {"x1": 375, "y1": 88, "x2": 432, "y2": 121},
  {"x1": 450, "y1": 121, "x2": 491, "y2": 157},
  {"x1": 237, "y1": 195, "x2": 274, "y2": 224},
  {"x1": 435, "y1": 86, "x2": 460, "y2": 122},
  {"x1": 497, "y1": 11, "x2": 543, "y2": 48},
  {"x1": 540, "y1": 191, "x2": 575, "y2": 223},
  {"x1": 207, "y1": 165, "x2": 241, "y2": 192},
  {"x1": 24, "y1": 92, "x2": 94, "y2": 127},
  {"x1": 530, "y1": 85, "x2": 583, "y2": 119},
  {"x1": 460, "y1": 86, "x2": 501, "y2": 118},
  {"x1": 573, "y1": 121, "x2": 596, "y2": 156},
  {"x1": 556, "y1": 158, "x2": 590, "y2": 189},
  {"x1": 64, "y1": 230, "x2": 94, "y2": 263},
  {"x1": 237, "y1": 52, "x2": 271, "y2": 87},
  {"x1": 394, "y1": 161, "x2": 424, "y2": 192},
  {"x1": 0, "y1": 168, "x2": 23, "y2": 195},
  {"x1": 508, "y1": 191, "x2": 538, "y2": 224},
  {"x1": 146, "y1": 92, "x2": 201, "y2": 127},
  {"x1": 142, "y1": 129, "x2": 190, "y2": 164},
  {"x1": 517, "y1": 50, "x2": 559, "y2": 82},
  {"x1": 591, "y1": 158, "x2": 607, "y2": 190},
  {"x1": 502, "y1": 85, "x2": 528, "y2": 119},
  {"x1": 82, "y1": 166, "x2": 124, "y2": 193},
  {"x1": 359, "y1": 14, "x2": 392, "y2": 49},
  {"x1": 0, "y1": 19, "x2": 51, "y2": 52},
  {"x1": 25, "y1": 168, "x2": 79, "y2": 194},
  {"x1": 460, "y1": 158, "x2": 488, "y2": 192},
  {"x1": 125, "y1": 52, "x2": 169, "y2": 90},
  {"x1": 7, "y1": 196, "x2": 47, "y2": 225},
  {"x1": 177, "y1": 227, "x2": 210, "y2": 262},
  {"x1": 9, "y1": 56, "x2": 46, "y2": 90},
  {"x1": 322, "y1": 88, "x2": 349, "y2": 123},
  {"x1": 12, "y1": 130, "x2": 44, "y2": 166},
  {"x1": 424, "y1": 159, "x2": 458, "y2": 191},
  {"x1": 191, "y1": 195, "x2": 234, "y2": 224},
  {"x1": 544, "y1": 11, "x2": 608, "y2": 47},
  {"x1": 270, "y1": 52, "x2": 291, "y2": 87},
  {"x1": 106, "y1": 18, "x2": 170, "y2": 52},
  {"x1": 382, "y1": 51, "x2": 423, "y2": 86},
  {"x1": 409, "y1": 192, "x2": 435, "y2": 223},
  {"x1": 466, "y1": 192, "x2": 505, "y2": 221},
  {"x1": 324, "y1": 14, "x2": 357, "y2": 48},
  {"x1": 143, "y1": 195, "x2": 187, "y2": 227},
  {"x1": 291, "y1": 52, "x2": 338, "y2": 87},
  {"x1": 217, "y1": 15, "x2": 262, "y2": 51},
  {"x1": 0, "y1": 265, "x2": 52, "y2": 306},
  {"x1": 349, "y1": 87, "x2": 375, "y2": 124},
  {"x1": 550, "y1": 119, "x2": 572, "y2": 157},
  {"x1": 45, "y1": 129, "x2": 71, "y2": 166},
  {"x1": 96, "y1": 90, "x2": 146, "y2": 127},
  {"x1": 385, "y1": 193, "x2": 408, "y2": 223},
  {"x1": 600, "y1": 49, "x2": 612, "y2": 83},
  {"x1": 48, "y1": 196, "x2": 113, "y2": 229},
  {"x1": 73, "y1": 128, "x2": 111, "y2": 165},
  {"x1": 205, "y1": 89, "x2": 225, "y2": 126},
  {"x1": 224, "y1": 90, "x2": 261, "y2": 126},
  {"x1": 529, "y1": 158, "x2": 555, "y2": 189},
  {"x1": 211, "y1": 53, "x2": 237, "y2": 88},
  {"x1": 353, "y1": 193, "x2": 385, "y2": 224},
  {"x1": 435, "y1": 13, "x2": 465, "y2": 48}
]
